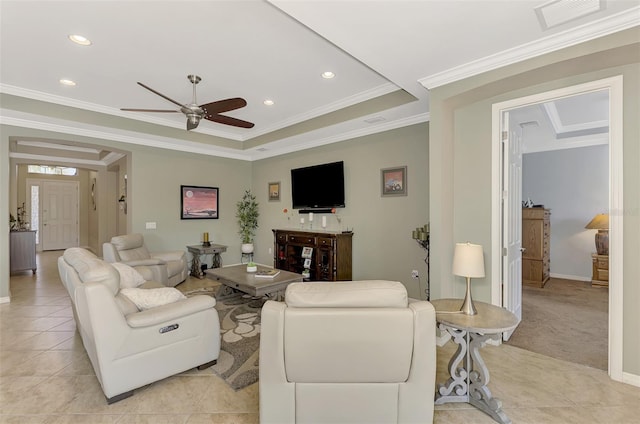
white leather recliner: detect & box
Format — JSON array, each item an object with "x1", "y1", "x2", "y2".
[
  {"x1": 259, "y1": 280, "x2": 437, "y2": 424},
  {"x1": 58, "y1": 247, "x2": 220, "y2": 403},
  {"x1": 103, "y1": 233, "x2": 188, "y2": 287}
]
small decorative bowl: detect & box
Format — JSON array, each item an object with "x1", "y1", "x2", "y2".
[{"x1": 246, "y1": 265, "x2": 258, "y2": 273}]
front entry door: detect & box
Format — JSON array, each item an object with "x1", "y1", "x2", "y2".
[{"x1": 41, "y1": 181, "x2": 79, "y2": 250}]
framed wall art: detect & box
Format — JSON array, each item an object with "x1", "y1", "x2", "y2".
[
  {"x1": 180, "y1": 185, "x2": 219, "y2": 219},
  {"x1": 268, "y1": 181, "x2": 281, "y2": 201},
  {"x1": 381, "y1": 166, "x2": 407, "y2": 197}
]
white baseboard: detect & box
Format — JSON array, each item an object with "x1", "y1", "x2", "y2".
[
  {"x1": 623, "y1": 372, "x2": 640, "y2": 388},
  {"x1": 0, "y1": 296, "x2": 10, "y2": 304},
  {"x1": 549, "y1": 273, "x2": 591, "y2": 282}
]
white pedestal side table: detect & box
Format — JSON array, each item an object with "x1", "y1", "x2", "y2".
[{"x1": 431, "y1": 299, "x2": 519, "y2": 424}]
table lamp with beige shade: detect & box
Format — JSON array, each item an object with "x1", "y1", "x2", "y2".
[
  {"x1": 585, "y1": 213, "x2": 609, "y2": 255},
  {"x1": 452, "y1": 242, "x2": 485, "y2": 316}
]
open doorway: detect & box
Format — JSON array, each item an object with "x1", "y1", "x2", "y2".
[
  {"x1": 506, "y1": 90, "x2": 609, "y2": 370},
  {"x1": 491, "y1": 76, "x2": 624, "y2": 382}
]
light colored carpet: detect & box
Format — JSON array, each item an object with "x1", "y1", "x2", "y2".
[{"x1": 506, "y1": 277, "x2": 608, "y2": 370}]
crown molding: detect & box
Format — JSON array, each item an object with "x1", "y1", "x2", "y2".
[
  {"x1": 0, "y1": 114, "x2": 252, "y2": 161},
  {"x1": 250, "y1": 112, "x2": 430, "y2": 160},
  {"x1": 419, "y1": 6, "x2": 640, "y2": 90},
  {"x1": 1, "y1": 81, "x2": 400, "y2": 143}
]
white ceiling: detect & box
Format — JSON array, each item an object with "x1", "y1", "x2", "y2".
[{"x1": 1, "y1": 0, "x2": 637, "y2": 164}]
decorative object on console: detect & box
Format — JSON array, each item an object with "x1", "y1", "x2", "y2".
[
  {"x1": 202, "y1": 232, "x2": 211, "y2": 247},
  {"x1": 381, "y1": 166, "x2": 407, "y2": 197},
  {"x1": 268, "y1": 182, "x2": 280, "y2": 201},
  {"x1": 236, "y1": 189, "x2": 259, "y2": 253},
  {"x1": 181, "y1": 185, "x2": 219, "y2": 219},
  {"x1": 412, "y1": 224, "x2": 430, "y2": 300},
  {"x1": 452, "y1": 242, "x2": 485, "y2": 316},
  {"x1": 585, "y1": 213, "x2": 609, "y2": 255},
  {"x1": 246, "y1": 262, "x2": 258, "y2": 273}
]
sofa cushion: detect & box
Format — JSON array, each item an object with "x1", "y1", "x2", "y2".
[
  {"x1": 111, "y1": 262, "x2": 146, "y2": 289},
  {"x1": 63, "y1": 248, "x2": 119, "y2": 296},
  {"x1": 120, "y1": 287, "x2": 186, "y2": 311}
]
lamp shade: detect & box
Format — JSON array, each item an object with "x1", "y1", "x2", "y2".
[
  {"x1": 585, "y1": 213, "x2": 609, "y2": 230},
  {"x1": 452, "y1": 242, "x2": 485, "y2": 278}
]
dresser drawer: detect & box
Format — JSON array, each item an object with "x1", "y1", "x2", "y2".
[
  {"x1": 288, "y1": 234, "x2": 316, "y2": 245},
  {"x1": 596, "y1": 256, "x2": 608, "y2": 270},
  {"x1": 318, "y1": 237, "x2": 334, "y2": 247}
]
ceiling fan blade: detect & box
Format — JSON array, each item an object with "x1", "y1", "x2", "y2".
[
  {"x1": 120, "y1": 108, "x2": 179, "y2": 113},
  {"x1": 137, "y1": 82, "x2": 185, "y2": 108},
  {"x1": 205, "y1": 114, "x2": 255, "y2": 129},
  {"x1": 200, "y1": 98, "x2": 247, "y2": 114}
]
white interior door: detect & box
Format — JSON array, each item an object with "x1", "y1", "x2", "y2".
[
  {"x1": 41, "y1": 181, "x2": 79, "y2": 250},
  {"x1": 502, "y1": 110, "x2": 523, "y2": 340}
]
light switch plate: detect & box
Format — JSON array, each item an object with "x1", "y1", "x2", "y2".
[{"x1": 145, "y1": 222, "x2": 157, "y2": 229}]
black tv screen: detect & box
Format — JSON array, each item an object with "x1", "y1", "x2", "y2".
[{"x1": 291, "y1": 161, "x2": 345, "y2": 210}]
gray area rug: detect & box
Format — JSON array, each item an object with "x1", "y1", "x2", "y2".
[
  {"x1": 506, "y1": 278, "x2": 608, "y2": 370},
  {"x1": 182, "y1": 287, "x2": 265, "y2": 390}
]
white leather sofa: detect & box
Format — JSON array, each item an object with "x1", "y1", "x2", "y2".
[
  {"x1": 103, "y1": 233, "x2": 188, "y2": 287},
  {"x1": 259, "y1": 280, "x2": 437, "y2": 424},
  {"x1": 58, "y1": 247, "x2": 220, "y2": 403}
]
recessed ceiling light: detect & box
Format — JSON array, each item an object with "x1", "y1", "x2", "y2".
[
  {"x1": 263, "y1": 99, "x2": 274, "y2": 106},
  {"x1": 322, "y1": 71, "x2": 335, "y2": 79},
  {"x1": 68, "y1": 34, "x2": 92, "y2": 46},
  {"x1": 59, "y1": 79, "x2": 76, "y2": 86}
]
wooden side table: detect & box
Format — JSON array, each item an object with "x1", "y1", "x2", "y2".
[
  {"x1": 431, "y1": 299, "x2": 519, "y2": 424},
  {"x1": 187, "y1": 244, "x2": 227, "y2": 279},
  {"x1": 591, "y1": 253, "x2": 609, "y2": 287}
]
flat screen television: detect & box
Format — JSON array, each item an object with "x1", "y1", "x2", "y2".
[{"x1": 291, "y1": 161, "x2": 345, "y2": 211}]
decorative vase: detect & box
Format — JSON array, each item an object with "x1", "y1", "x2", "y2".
[
  {"x1": 247, "y1": 264, "x2": 258, "y2": 273},
  {"x1": 241, "y1": 243, "x2": 254, "y2": 254}
]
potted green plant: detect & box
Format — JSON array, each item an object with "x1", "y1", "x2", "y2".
[{"x1": 236, "y1": 189, "x2": 259, "y2": 254}]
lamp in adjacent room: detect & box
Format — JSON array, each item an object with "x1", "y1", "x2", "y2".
[
  {"x1": 585, "y1": 213, "x2": 609, "y2": 255},
  {"x1": 452, "y1": 242, "x2": 485, "y2": 316}
]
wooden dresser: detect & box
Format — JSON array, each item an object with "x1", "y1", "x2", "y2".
[
  {"x1": 273, "y1": 229, "x2": 353, "y2": 281},
  {"x1": 522, "y1": 208, "x2": 550, "y2": 288},
  {"x1": 591, "y1": 254, "x2": 609, "y2": 287}
]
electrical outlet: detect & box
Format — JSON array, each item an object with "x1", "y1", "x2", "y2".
[{"x1": 411, "y1": 270, "x2": 419, "y2": 279}]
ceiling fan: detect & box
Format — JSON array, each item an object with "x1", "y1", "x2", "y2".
[{"x1": 121, "y1": 75, "x2": 254, "y2": 131}]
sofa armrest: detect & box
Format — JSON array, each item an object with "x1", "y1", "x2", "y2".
[
  {"x1": 122, "y1": 258, "x2": 166, "y2": 267},
  {"x1": 151, "y1": 251, "x2": 186, "y2": 262},
  {"x1": 126, "y1": 295, "x2": 216, "y2": 328}
]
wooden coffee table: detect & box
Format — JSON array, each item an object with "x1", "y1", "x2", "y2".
[{"x1": 205, "y1": 264, "x2": 303, "y2": 301}]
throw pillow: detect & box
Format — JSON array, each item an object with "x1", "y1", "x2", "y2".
[
  {"x1": 111, "y1": 262, "x2": 146, "y2": 289},
  {"x1": 120, "y1": 287, "x2": 186, "y2": 311}
]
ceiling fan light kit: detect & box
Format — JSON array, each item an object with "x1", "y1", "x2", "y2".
[{"x1": 121, "y1": 75, "x2": 254, "y2": 131}]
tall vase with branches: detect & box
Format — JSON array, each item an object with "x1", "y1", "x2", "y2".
[{"x1": 236, "y1": 190, "x2": 259, "y2": 253}]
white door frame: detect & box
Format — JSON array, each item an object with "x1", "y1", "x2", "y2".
[{"x1": 491, "y1": 76, "x2": 623, "y2": 382}]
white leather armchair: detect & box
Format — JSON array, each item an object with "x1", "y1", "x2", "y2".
[
  {"x1": 58, "y1": 247, "x2": 220, "y2": 403},
  {"x1": 103, "y1": 233, "x2": 188, "y2": 287},
  {"x1": 259, "y1": 280, "x2": 437, "y2": 424}
]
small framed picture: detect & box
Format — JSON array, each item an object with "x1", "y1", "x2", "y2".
[
  {"x1": 303, "y1": 258, "x2": 312, "y2": 268},
  {"x1": 381, "y1": 166, "x2": 407, "y2": 197},
  {"x1": 302, "y1": 247, "x2": 313, "y2": 258},
  {"x1": 268, "y1": 181, "x2": 280, "y2": 201}
]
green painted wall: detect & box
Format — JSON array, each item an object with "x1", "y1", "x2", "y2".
[{"x1": 251, "y1": 123, "x2": 430, "y2": 299}]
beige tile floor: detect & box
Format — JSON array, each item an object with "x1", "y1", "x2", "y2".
[{"x1": 2, "y1": 251, "x2": 640, "y2": 423}]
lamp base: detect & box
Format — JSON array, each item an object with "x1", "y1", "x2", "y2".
[{"x1": 460, "y1": 276, "x2": 477, "y2": 315}]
